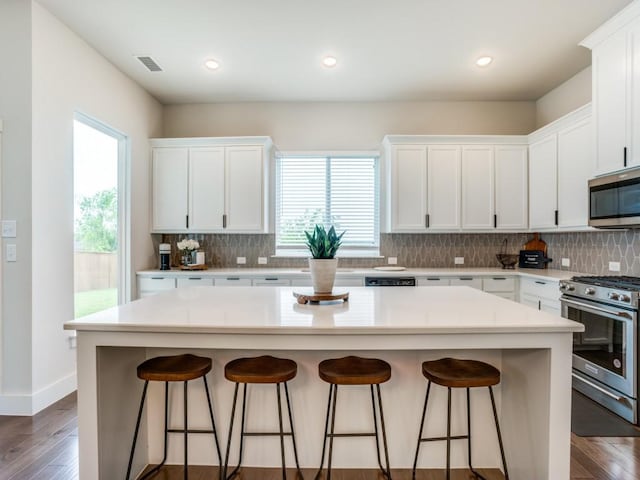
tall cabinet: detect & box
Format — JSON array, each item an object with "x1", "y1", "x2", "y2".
[
  {"x1": 581, "y1": 2, "x2": 640, "y2": 174},
  {"x1": 151, "y1": 137, "x2": 272, "y2": 233}
]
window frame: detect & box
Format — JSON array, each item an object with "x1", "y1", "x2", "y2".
[{"x1": 274, "y1": 152, "x2": 381, "y2": 256}]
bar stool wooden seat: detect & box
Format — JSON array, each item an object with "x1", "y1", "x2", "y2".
[
  {"x1": 125, "y1": 353, "x2": 222, "y2": 480},
  {"x1": 223, "y1": 355, "x2": 301, "y2": 480},
  {"x1": 412, "y1": 357, "x2": 509, "y2": 480},
  {"x1": 315, "y1": 356, "x2": 392, "y2": 480}
]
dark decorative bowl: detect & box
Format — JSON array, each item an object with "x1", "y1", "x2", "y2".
[{"x1": 496, "y1": 253, "x2": 519, "y2": 269}]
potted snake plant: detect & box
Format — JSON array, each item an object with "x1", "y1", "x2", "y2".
[{"x1": 305, "y1": 225, "x2": 345, "y2": 293}]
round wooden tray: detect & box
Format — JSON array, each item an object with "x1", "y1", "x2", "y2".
[{"x1": 293, "y1": 290, "x2": 349, "y2": 304}]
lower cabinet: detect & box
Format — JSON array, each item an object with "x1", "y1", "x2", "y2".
[
  {"x1": 482, "y1": 277, "x2": 517, "y2": 301},
  {"x1": 138, "y1": 277, "x2": 176, "y2": 298},
  {"x1": 215, "y1": 277, "x2": 253, "y2": 286},
  {"x1": 176, "y1": 277, "x2": 214, "y2": 288},
  {"x1": 252, "y1": 277, "x2": 291, "y2": 286},
  {"x1": 417, "y1": 277, "x2": 451, "y2": 286},
  {"x1": 519, "y1": 277, "x2": 561, "y2": 314},
  {"x1": 450, "y1": 277, "x2": 483, "y2": 290}
]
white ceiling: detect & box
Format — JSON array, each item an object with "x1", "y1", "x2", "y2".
[{"x1": 37, "y1": 0, "x2": 632, "y2": 104}]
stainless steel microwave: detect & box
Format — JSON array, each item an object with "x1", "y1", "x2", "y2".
[{"x1": 589, "y1": 168, "x2": 640, "y2": 228}]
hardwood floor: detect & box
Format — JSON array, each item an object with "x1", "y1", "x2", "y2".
[{"x1": 0, "y1": 392, "x2": 638, "y2": 480}]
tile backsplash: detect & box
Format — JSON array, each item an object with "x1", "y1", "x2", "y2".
[{"x1": 152, "y1": 230, "x2": 640, "y2": 276}]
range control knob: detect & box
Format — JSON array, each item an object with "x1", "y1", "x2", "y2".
[
  {"x1": 608, "y1": 292, "x2": 621, "y2": 301},
  {"x1": 567, "y1": 284, "x2": 575, "y2": 292},
  {"x1": 559, "y1": 282, "x2": 567, "y2": 290},
  {"x1": 620, "y1": 294, "x2": 631, "y2": 303},
  {"x1": 584, "y1": 287, "x2": 596, "y2": 295}
]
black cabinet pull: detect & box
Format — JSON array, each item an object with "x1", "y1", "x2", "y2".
[
  {"x1": 492, "y1": 277, "x2": 506, "y2": 280},
  {"x1": 265, "y1": 277, "x2": 279, "y2": 281},
  {"x1": 188, "y1": 277, "x2": 202, "y2": 280},
  {"x1": 151, "y1": 277, "x2": 165, "y2": 280},
  {"x1": 535, "y1": 281, "x2": 546, "y2": 285},
  {"x1": 554, "y1": 210, "x2": 558, "y2": 226},
  {"x1": 226, "y1": 277, "x2": 240, "y2": 281},
  {"x1": 425, "y1": 214, "x2": 430, "y2": 228},
  {"x1": 459, "y1": 277, "x2": 473, "y2": 281},
  {"x1": 426, "y1": 277, "x2": 441, "y2": 281},
  {"x1": 494, "y1": 214, "x2": 497, "y2": 228},
  {"x1": 186, "y1": 215, "x2": 189, "y2": 228},
  {"x1": 624, "y1": 147, "x2": 628, "y2": 167},
  {"x1": 223, "y1": 214, "x2": 227, "y2": 229}
]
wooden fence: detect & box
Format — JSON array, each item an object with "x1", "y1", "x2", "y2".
[{"x1": 74, "y1": 252, "x2": 117, "y2": 293}]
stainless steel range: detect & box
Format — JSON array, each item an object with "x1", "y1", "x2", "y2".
[{"x1": 560, "y1": 276, "x2": 639, "y2": 423}]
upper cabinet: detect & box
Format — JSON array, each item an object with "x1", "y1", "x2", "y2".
[
  {"x1": 383, "y1": 136, "x2": 527, "y2": 233},
  {"x1": 528, "y1": 105, "x2": 593, "y2": 231},
  {"x1": 581, "y1": 2, "x2": 640, "y2": 174},
  {"x1": 151, "y1": 137, "x2": 272, "y2": 233}
]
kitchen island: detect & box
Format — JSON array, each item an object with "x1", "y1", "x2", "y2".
[{"x1": 64, "y1": 286, "x2": 583, "y2": 480}]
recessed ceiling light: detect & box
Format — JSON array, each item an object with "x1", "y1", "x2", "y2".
[
  {"x1": 204, "y1": 59, "x2": 220, "y2": 70},
  {"x1": 322, "y1": 56, "x2": 338, "y2": 68},
  {"x1": 476, "y1": 56, "x2": 493, "y2": 67}
]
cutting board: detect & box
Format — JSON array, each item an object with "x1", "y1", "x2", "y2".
[{"x1": 523, "y1": 233, "x2": 547, "y2": 256}]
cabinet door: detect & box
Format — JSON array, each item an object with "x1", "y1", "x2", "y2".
[
  {"x1": 629, "y1": 22, "x2": 640, "y2": 168},
  {"x1": 390, "y1": 145, "x2": 428, "y2": 231},
  {"x1": 529, "y1": 135, "x2": 558, "y2": 229},
  {"x1": 557, "y1": 118, "x2": 593, "y2": 228},
  {"x1": 189, "y1": 147, "x2": 225, "y2": 231},
  {"x1": 152, "y1": 148, "x2": 188, "y2": 231},
  {"x1": 593, "y1": 29, "x2": 628, "y2": 174},
  {"x1": 450, "y1": 277, "x2": 482, "y2": 290},
  {"x1": 461, "y1": 146, "x2": 494, "y2": 229},
  {"x1": 225, "y1": 146, "x2": 265, "y2": 232},
  {"x1": 427, "y1": 145, "x2": 461, "y2": 230},
  {"x1": 495, "y1": 145, "x2": 528, "y2": 230}
]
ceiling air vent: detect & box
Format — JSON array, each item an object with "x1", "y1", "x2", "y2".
[{"x1": 136, "y1": 56, "x2": 162, "y2": 72}]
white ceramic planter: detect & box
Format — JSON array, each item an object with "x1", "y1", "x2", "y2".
[{"x1": 308, "y1": 258, "x2": 338, "y2": 293}]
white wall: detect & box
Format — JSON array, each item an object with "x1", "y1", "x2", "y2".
[
  {"x1": 536, "y1": 67, "x2": 592, "y2": 128},
  {"x1": 0, "y1": 2, "x2": 164, "y2": 414},
  {"x1": 164, "y1": 101, "x2": 537, "y2": 150},
  {"x1": 0, "y1": 0, "x2": 34, "y2": 406}
]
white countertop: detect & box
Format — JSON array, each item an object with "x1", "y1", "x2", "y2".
[
  {"x1": 137, "y1": 266, "x2": 580, "y2": 281},
  {"x1": 65, "y1": 286, "x2": 583, "y2": 334}
]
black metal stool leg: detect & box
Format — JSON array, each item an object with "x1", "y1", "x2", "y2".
[
  {"x1": 314, "y1": 383, "x2": 334, "y2": 480},
  {"x1": 370, "y1": 385, "x2": 383, "y2": 471},
  {"x1": 134, "y1": 382, "x2": 170, "y2": 480},
  {"x1": 326, "y1": 384, "x2": 339, "y2": 480},
  {"x1": 125, "y1": 380, "x2": 149, "y2": 480},
  {"x1": 376, "y1": 384, "x2": 392, "y2": 479},
  {"x1": 224, "y1": 383, "x2": 240, "y2": 480},
  {"x1": 467, "y1": 388, "x2": 489, "y2": 480},
  {"x1": 183, "y1": 381, "x2": 189, "y2": 480},
  {"x1": 489, "y1": 386, "x2": 509, "y2": 480},
  {"x1": 276, "y1": 383, "x2": 287, "y2": 480},
  {"x1": 446, "y1": 387, "x2": 451, "y2": 480},
  {"x1": 202, "y1": 375, "x2": 223, "y2": 480},
  {"x1": 284, "y1": 382, "x2": 302, "y2": 475},
  {"x1": 412, "y1": 381, "x2": 431, "y2": 480}
]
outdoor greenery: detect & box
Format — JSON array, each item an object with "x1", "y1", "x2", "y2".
[
  {"x1": 74, "y1": 288, "x2": 117, "y2": 318},
  {"x1": 304, "y1": 225, "x2": 345, "y2": 259},
  {"x1": 75, "y1": 188, "x2": 117, "y2": 252}
]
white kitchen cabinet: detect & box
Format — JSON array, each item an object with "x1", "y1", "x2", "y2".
[
  {"x1": 427, "y1": 146, "x2": 461, "y2": 230},
  {"x1": 483, "y1": 276, "x2": 517, "y2": 301},
  {"x1": 461, "y1": 146, "x2": 494, "y2": 229},
  {"x1": 450, "y1": 277, "x2": 483, "y2": 290},
  {"x1": 519, "y1": 277, "x2": 561, "y2": 314},
  {"x1": 176, "y1": 277, "x2": 214, "y2": 288},
  {"x1": 529, "y1": 135, "x2": 558, "y2": 230},
  {"x1": 252, "y1": 277, "x2": 292, "y2": 286},
  {"x1": 215, "y1": 277, "x2": 253, "y2": 286},
  {"x1": 494, "y1": 146, "x2": 528, "y2": 230},
  {"x1": 528, "y1": 106, "x2": 593, "y2": 231},
  {"x1": 389, "y1": 145, "x2": 428, "y2": 231},
  {"x1": 417, "y1": 277, "x2": 451, "y2": 286},
  {"x1": 138, "y1": 276, "x2": 176, "y2": 297},
  {"x1": 151, "y1": 137, "x2": 271, "y2": 233}
]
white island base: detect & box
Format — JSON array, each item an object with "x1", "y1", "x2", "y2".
[{"x1": 66, "y1": 287, "x2": 581, "y2": 480}]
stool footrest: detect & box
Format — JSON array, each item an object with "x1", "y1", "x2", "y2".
[
  {"x1": 419, "y1": 434, "x2": 468, "y2": 442},
  {"x1": 328, "y1": 432, "x2": 377, "y2": 438},
  {"x1": 243, "y1": 431, "x2": 294, "y2": 437},
  {"x1": 166, "y1": 428, "x2": 217, "y2": 435}
]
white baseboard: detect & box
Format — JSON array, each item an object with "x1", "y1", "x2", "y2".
[{"x1": 0, "y1": 371, "x2": 77, "y2": 416}]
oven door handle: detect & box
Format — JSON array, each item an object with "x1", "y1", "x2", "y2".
[
  {"x1": 561, "y1": 298, "x2": 634, "y2": 319},
  {"x1": 572, "y1": 373, "x2": 628, "y2": 403}
]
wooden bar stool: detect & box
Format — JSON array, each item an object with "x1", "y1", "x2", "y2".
[
  {"x1": 315, "y1": 355, "x2": 392, "y2": 480},
  {"x1": 125, "y1": 353, "x2": 222, "y2": 480},
  {"x1": 412, "y1": 357, "x2": 509, "y2": 480},
  {"x1": 223, "y1": 355, "x2": 302, "y2": 480}
]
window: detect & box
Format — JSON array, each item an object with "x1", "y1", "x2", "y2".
[
  {"x1": 73, "y1": 113, "x2": 128, "y2": 318},
  {"x1": 276, "y1": 155, "x2": 379, "y2": 253}
]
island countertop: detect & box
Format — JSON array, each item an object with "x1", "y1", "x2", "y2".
[{"x1": 64, "y1": 286, "x2": 583, "y2": 335}]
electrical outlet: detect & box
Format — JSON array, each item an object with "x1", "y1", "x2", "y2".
[
  {"x1": 454, "y1": 257, "x2": 464, "y2": 265},
  {"x1": 258, "y1": 257, "x2": 268, "y2": 265},
  {"x1": 561, "y1": 258, "x2": 570, "y2": 268},
  {"x1": 1, "y1": 220, "x2": 16, "y2": 238},
  {"x1": 6, "y1": 244, "x2": 16, "y2": 262},
  {"x1": 236, "y1": 256, "x2": 246, "y2": 265},
  {"x1": 387, "y1": 257, "x2": 398, "y2": 265},
  {"x1": 609, "y1": 261, "x2": 621, "y2": 272}
]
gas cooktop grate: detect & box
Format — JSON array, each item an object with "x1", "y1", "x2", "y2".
[{"x1": 571, "y1": 275, "x2": 640, "y2": 290}]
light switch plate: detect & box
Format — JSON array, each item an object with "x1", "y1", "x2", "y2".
[
  {"x1": 236, "y1": 256, "x2": 246, "y2": 265},
  {"x1": 561, "y1": 258, "x2": 570, "y2": 267},
  {"x1": 454, "y1": 257, "x2": 464, "y2": 265},
  {"x1": 258, "y1": 257, "x2": 268, "y2": 265},
  {"x1": 387, "y1": 257, "x2": 398, "y2": 265},
  {"x1": 609, "y1": 261, "x2": 621, "y2": 272},
  {"x1": 6, "y1": 244, "x2": 16, "y2": 262},
  {"x1": 2, "y1": 220, "x2": 16, "y2": 238}
]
